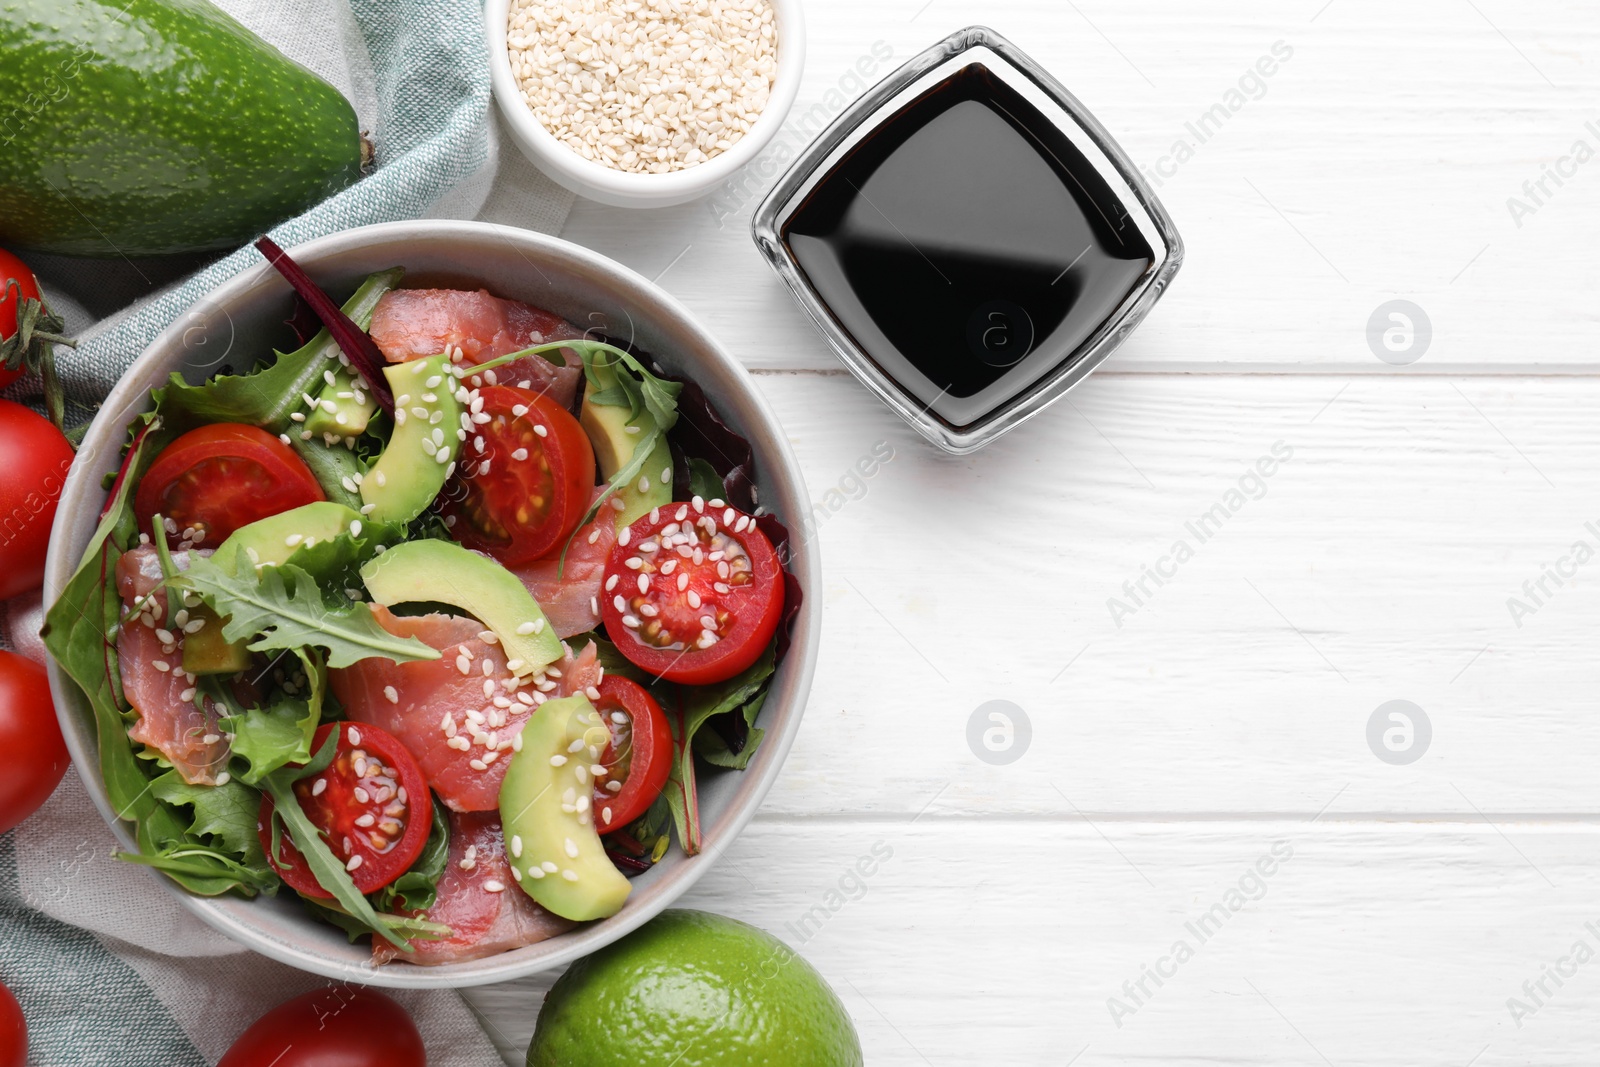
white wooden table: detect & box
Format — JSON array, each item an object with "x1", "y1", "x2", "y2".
[{"x1": 467, "y1": 2, "x2": 1600, "y2": 1061}]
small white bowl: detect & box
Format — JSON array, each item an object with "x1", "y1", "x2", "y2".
[{"x1": 485, "y1": 0, "x2": 805, "y2": 209}]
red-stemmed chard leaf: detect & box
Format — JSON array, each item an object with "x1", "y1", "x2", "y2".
[{"x1": 254, "y1": 236, "x2": 394, "y2": 415}]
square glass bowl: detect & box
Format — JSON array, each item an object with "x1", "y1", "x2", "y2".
[{"x1": 751, "y1": 25, "x2": 1183, "y2": 453}]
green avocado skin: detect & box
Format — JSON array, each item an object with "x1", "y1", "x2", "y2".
[{"x1": 0, "y1": 0, "x2": 362, "y2": 256}]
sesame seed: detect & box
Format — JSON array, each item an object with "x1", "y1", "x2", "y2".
[
  {"x1": 511, "y1": 835, "x2": 523, "y2": 858},
  {"x1": 533, "y1": 424, "x2": 548, "y2": 438},
  {"x1": 542, "y1": 861, "x2": 559, "y2": 873},
  {"x1": 346, "y1": 855, "x2": 363, "y2": 872},
  {"x1": 484, "y1": 879, "x2": 505, "y2": 893},
  {"x1": 384, "y1": 686, "x2": 399, "y2": 704},
  {"x1": 526, "y1": 864, "x2": 544, "y2": 879},
  {"x1": 215, "y1": 772, "x2": 231, "y2": 786},
  {"x1": 561, "y1": 869, "x2": 579, "y2": 882},
  {"x1": 516, "y1": 621, "x2": 537, "y2": 635},
  {"x1": 312, "y1": 779, "x2": 327, "y2": 796}
]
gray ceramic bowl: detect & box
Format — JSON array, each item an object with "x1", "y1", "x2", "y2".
[{"x1": 42, "y1": 220, "x2": 818, "y2": 988}]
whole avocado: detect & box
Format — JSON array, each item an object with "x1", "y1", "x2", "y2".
[{"x1": 0, "y1": 0, "x2": 363, "y2": 256}]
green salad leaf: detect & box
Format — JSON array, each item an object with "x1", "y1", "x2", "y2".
[
  {"x1": 221, "y1": 647, "x2": 325, "y2": 785},
  {"x1": 148, "y1": 771, "x2": 267, "y2": 867},
  {"x1": 662, "y1": 644, "x2": 775, "y2": 855},
  {"x1": 173, "y1": 551, "x2": 437, "y2": 669},
  {"x1": 684, "y1": 456, "x2": 726, "y2": 504}
]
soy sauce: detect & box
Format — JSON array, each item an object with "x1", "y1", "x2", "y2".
[{"x1": 781, "y1": 64, "x2": 1154, "y2": 430}]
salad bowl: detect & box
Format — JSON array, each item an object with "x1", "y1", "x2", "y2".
[{"x1": 41, "y1": 219, "x2": 819, "y2": 988}]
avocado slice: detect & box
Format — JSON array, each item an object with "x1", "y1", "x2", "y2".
[
  {"x1": 360, "y1": 354, "x2": 463, "y2": 525},
  {"x1": 359, "y1": 539, "x2": 562, "y2": 677},
  {"x1": 212, "y1": 502, "x2": 366, "y2": 574},
  {"x1": 183, "y1": 502, "x2": 366, "y2": 675},
  {"x1": 499, "y1": 695, "x2": 631, "y2": 921},
  {"x1": 0, "y1": 0, "x2": 362, "y2": 256},
  {"x1": 304, "y1": 365, "x2": 378, "y2": 439},
  {"x1": 580, "y1": 364, "x2": 673, "y2": 529}
]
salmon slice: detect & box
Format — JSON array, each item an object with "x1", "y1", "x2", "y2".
[
  {"x1": 510, "y1": 490, "x2": 616, "y2": 639},
  {"x1": 368, "y1": 288, "x2": 586, "y2": 407},
  {"x1": 373, "y1": 810, "x2": 576, "y2": 965},
  {"x1": 329, "y1": 608, "x2": 604, "y2": 813},
  {"x1": 115, "y1": 547, "x2": 230, "y2": 786},
  {"x1": 115, "y1": 544, "x2": 207, "y2": 617}
]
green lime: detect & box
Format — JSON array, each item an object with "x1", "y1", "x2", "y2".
[{"x1": 527, "y1": 909, "x2": 863, "y2": 1067}]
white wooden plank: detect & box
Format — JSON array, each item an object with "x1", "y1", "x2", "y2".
[
  {"x1": 738, "y1": 370, "x2": 1600, "y2": 816},
  {"x1": 560, "y1": 0, "x2": 1600, "y2": 372},
  {"x1": 465, "y1": 820, "x2": 1600, "y2": 1065}
]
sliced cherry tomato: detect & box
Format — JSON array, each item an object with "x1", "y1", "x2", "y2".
[
  {"x1": 217, "y1": 986, "x2": 423, "y2": 1067},
  {"x1": 591, "y1": 676, "x2": 672, "y2": 833},
  {"x1": 257, "y1": 722, "x2": 430, "y2": 898},
  {"x1": 0, "y1": 399, "x2": 73, "y2": 600},
  {"x1": 0, "y1": 650, "x2": 68, "y2": 835},
  {"x1": 601, "y1": 501, "x2": 784, "y2": 685},
  {"x1": 133, "y1": 423, "x2": 323, "y2": 548},
  {"x1": 0, "y1": 249, "x2": 42, "y2": 392},
  {"x1": 442, "y1": 385, "x2": 594, "y2": 565},
  {"x1": 0, "y1": 977, "x2": 25, "y2": 1067}
]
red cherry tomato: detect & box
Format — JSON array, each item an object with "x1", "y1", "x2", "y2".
[
  {"x1": 442, "y1": 385, "x2": 595, "y2": 565},
  {"x1": 0, "y1": 400, "x2": 74, "y2": 600},
  {"x1": 601, "y1": 502, "x2": 784, "y2": 685},
  {"x1": 0, "y1": 650, "x2": 68, "y2": 835},
  {"x1": 217, "y1": 986, "x2": 424, "y2": 1067},
  {"x1": 0, "y1": 977, "x2": 25, "y2": 1067},
  {"x1": 592, "y1": 676, "x2": 672, "y2": 833},
  {"x1": 0, "y1": 250, "x2": 42, "y2": 393},
  {"x1": 133, "y1": 423, "x2": 323, "y2": 548},
  {"x1": 258, "y1": 722, "x2": 430, "y2": 898}
]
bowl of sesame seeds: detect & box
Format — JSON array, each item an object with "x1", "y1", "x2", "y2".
[{"x1": 486, "y1": 0, "x2": 805, "y2": 208}]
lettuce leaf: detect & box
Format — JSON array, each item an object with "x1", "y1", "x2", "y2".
[{"x1": 147, "y1": 771, "x2": 266, "y2": 867}]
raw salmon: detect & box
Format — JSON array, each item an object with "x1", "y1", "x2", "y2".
[
  {"x1": 510, "y1": 490, "x2": 616, "y2": 639},
  {"x1": 368, "y1": 288, "x2": 586, "y2": 407},
  {"x1": 115, "y1": 546, "x2": 230, "y2": 786},
  {"x1": 373, "y1": 810, "x2": 575, "y2": 964},
  {"x1": 329, "y1": 607, "x2": 604, "y2": 812}
]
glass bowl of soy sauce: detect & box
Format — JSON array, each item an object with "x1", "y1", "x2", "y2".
[{"x1": 752, "y1": 25, "x2": 1183, "y2": 454}]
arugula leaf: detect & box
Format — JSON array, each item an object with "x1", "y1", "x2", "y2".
[
  {"x1": 148, "y1": 771, "x2": 268, "y2": 867},
  {"x1": 174, "y1": 552, "x2": 437, "y2": 669},
  {"x1": 662, "y1": 644, "x2": 775, "y2": 855},
  {"x1": 372, "y1": 798, "x2": 451, "y2": 914}
]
